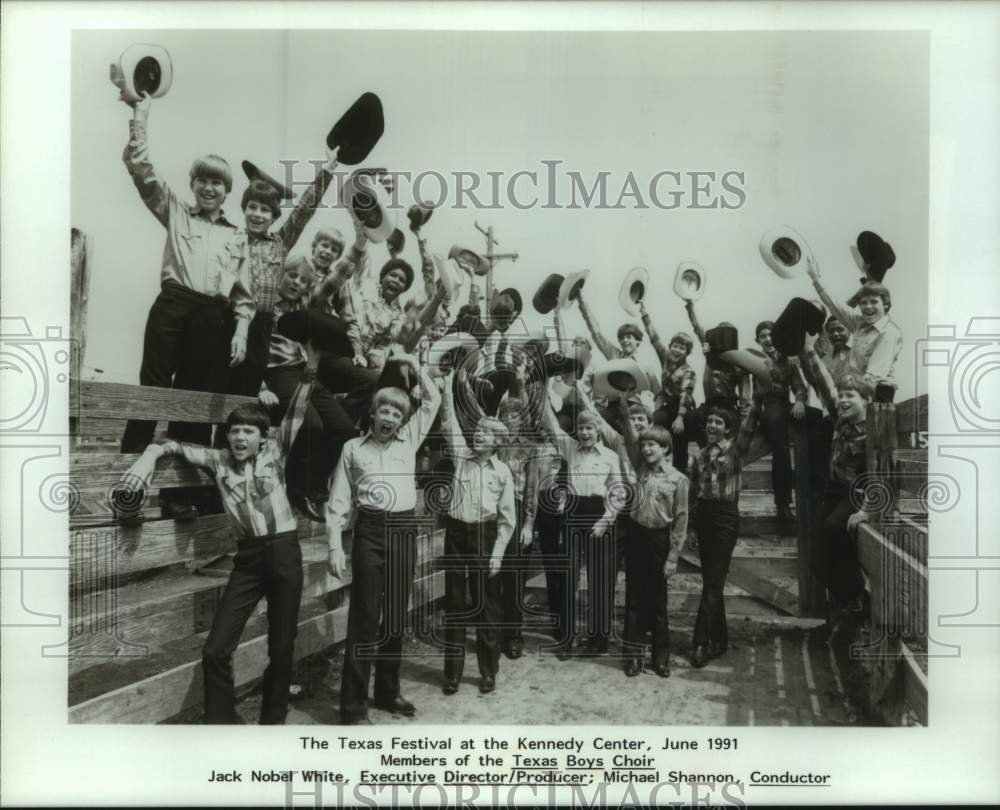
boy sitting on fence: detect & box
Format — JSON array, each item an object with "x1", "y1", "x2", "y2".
[
  {"x1": 118, "y1": 93, "x2": 254, "y2": 453},
  {"x1": 119, "y1": 354, "x2": 319, "y2": 724}
]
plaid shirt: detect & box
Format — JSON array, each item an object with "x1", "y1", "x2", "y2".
[
  {"x1": 630, "y1": 462, "x2": 690, "y2": 561},
  {"x1": 354, "y1": 286, "x2": 404, "y2": 369},
  {"x1": 641, "y1": 310, "x2": 697, "y2": 415},
  {"x1": 799, "y1": 346, "x2": 868, "y2": 487},
  {"x1": 687, "y1": 406, "x2": 759, "y2": 514},
  {"x1": 227, "y1": 166, "x2": 334, "y2": 314},
  {"x1": 159, "y1": 375, "x2": 314, "y2": 537}
]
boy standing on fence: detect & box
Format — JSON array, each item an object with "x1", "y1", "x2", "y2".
[
  {"x1": 118, "y1": 93, "x2": 254, "y2": 453},
  {"x1": 119, "y1": 357, "x2": 318, "y2": 724},
  {"x1": 326, "y1": 360, "x2": 442, "y2": 724}
]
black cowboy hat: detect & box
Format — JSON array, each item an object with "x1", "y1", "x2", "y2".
[
  {"x1": 326, "y1": 92, "x2": 385, "y2": 166},
  {"x1": 543, "y1": 352, "x2": 581, "y2": 378},
  {"x1": 241, "y1": 160, "x2": 294, "y2": 200},
  {"x1": 376, "y1": 355, "x2": 418, "y2": 394},
  {"x1": 275, "y1": 309, "x2": 353, "y2": 357},
  {"x1": 772, "y1": 297, "x2": 826, "y2": 357},
  {"x1": 856, "y1": 230, "x2": 896, "y2": 283},
  {"x1": 407, "y1": 202, "x2": 435, "y2": 230},
  {"x1": 705, "y1": 324, "x2": 739, "y2": 355},
  {"x1": 532, "y1": 273, "x2": 565, "y2": 315}
]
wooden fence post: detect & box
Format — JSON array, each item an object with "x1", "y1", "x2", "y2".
[
  {"x1": 865, "y1": 401, "x2": 899, "y2": 523},
  {"x1": 792, "y1": 421, "x2": 826, "y2": 617},
  {"x1": 70, "y1": 228, "x2": 91, "y2": 381}
]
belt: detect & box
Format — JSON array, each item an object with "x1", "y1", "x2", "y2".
[
  {"x1": 238, "y1": 529, "x2": 298, "y2": 545},
  {"x1": 161, "y1": 279, "x2": 227, "y2": 308}
]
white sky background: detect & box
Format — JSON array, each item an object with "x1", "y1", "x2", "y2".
[{"x1": 72, "y1": 29, "x2": 928, "y2": 399}]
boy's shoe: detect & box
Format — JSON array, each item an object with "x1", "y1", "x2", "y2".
[
  {"x1": 442, "y1": 678, "x2": 459, "y2": 696},
  {"x1": 624, "y1": 658, "x2": 643, "y2": 677},
  {"x1": 478, "y1": 675, "x2": 496, "y2": 694},
  {"x1": 550, "y1": 640, "x2": 573, "y2": 661},
  {"x1": 502, "y1": 638, "x2": 524, "y2": 659},
  {"x1": 691, "y1": 646, "x2": 710, "y2": 668},
  {"x1": 652, "y1": 660, "x2": 671, "y2": 678},
  {"x1": 161, "y1": 502, "x2": 200, "y2": 521},
  {"x1": 372, "y1": 695, "x2": 416, "y2": 717},
  {"x1": 340, "y1": 714, "x2": 372, "y2": 725},
  {"x1": 707, "y1": 641, "x2": 728, "y2": 660},
  {"x1": 777, "y1": 504, "x2": 796, "y2": 524}
]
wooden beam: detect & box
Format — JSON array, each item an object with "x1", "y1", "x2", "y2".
[
  {"x1": 69, "y1": 569, "x2": 445, "y2": 723},
  {"x1": 679, "y1": 549, "x2": 798, "y2": 616},
  {"x1": 71, "y1": 381, "x2": 258, "y2": 425},
  {"x1": 857, "y1": 522, "x2": 927, "y2": 634},
  {"x1": 70, "y1": 228, "x2": 91, "y2": 382}
]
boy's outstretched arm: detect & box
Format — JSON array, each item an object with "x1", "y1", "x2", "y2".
[
  {"x1": 278, "y1": 147, "x2": 340, "y2": 250},
  {"x1": 577, "y1": 294, "x2": 618, "y2": 360},
  {"x1": 121, "y1": 93, "x2": 173, "y2": 228},
  {"x1": 684, "y1": 299, "x2": 707, "y2": 346}
]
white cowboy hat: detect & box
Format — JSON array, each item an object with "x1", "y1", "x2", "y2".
[
  {"x1": 448, "y1": 245, "x2": 491, "y2": 277},
  {"x1": 426, "y1": 332, "x2": 479, "y2": 377},
  {"x1": 618, "y1": 266, "x2": 649, "y2": 317},
  {"x1": 110, "y1": 44, "x2": 173, "y2": 104},
  {"x1": 341, "y1": 171, "x2": 396, "y2": 243},
  {"x1": 673, "y1": 261, "x2": 706, "y2": 302},
  {"x1": 759, "y1": 226, "x2": 814, "y2": 280},
  {"x1": 558, "y1": 269, "x2": 591, "y2": 309},
  {"x1": 592, "y1": 357, "x2": 651, "y2": 400}
]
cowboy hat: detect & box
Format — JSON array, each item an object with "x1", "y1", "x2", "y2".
[
  {"x1": 326, "y1": 92, "x2": 385, "y2": 166},
  {"x1": 543, "y1": 352, "x2": 580, "y2": 379},
  {"x1": 426, "y1": 332, "x2": 479, "y2": 377},
  {"x1": 592, "y1": 357, "x2": 651, "y2": 400},
  {"x1": 855, "y1": 230, "x2": 896, "y2": 283},
  {"x1": 673, "y1": 261, "x2": 706, "y2": 302},
  {"x1": 771, "y1": 297, "x2": 826, "y2": 357},
  {"x1": 341, "y1": 171, "x2": 396, "y2": 243},
  {"x1": 407, "y1": 201, "x2": 435, "y2": 230},
  {"x1": 110, "y1": 44, "x2": 173, "y2": 104},
  {"x1": 619, "y1": 266, "x2": 649, "y2": 317},
  {"x1": 377, "y1": 354, "x2": 419, "y2": 394},
  {"x1": 275, "y1": 309, "x2": 353, "y2": 357},
  {"x1": 532, "y1": 273, "x2": 565, "y2": 315},
  {"x1": 241, "y1": 160, "x2": 294, "y2": 200},
  {"x1": 759, "y1": 226, "x2": 814, "y2": 279},
  {"x1": 431, "y1": 253, "x2": 459, "y2": 301},
  {"x1": 558, "y1": 269, "x2": 591, "y2": 309},
  {"x1": 705, "y1": 324, "x2": 739, "y2": 355},
  {"x1": 448, "y1": 245, "x2": 491, "y2": 277}
]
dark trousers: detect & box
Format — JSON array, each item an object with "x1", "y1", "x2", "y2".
[
  {"x1": 340, "y1": 509, "x2": 418, "y2": 722},
  {"x1": 761, "y1": 395, "x2": 793, "y2": 509},
  {"x1": 317, "y1": 354, "x2": 380, "y2": 425},
  {"x1": 225, "y1": 311, "x2": 274, "y2": 397},
  {"x1": 812, "y1": 484, "x2": 865, "y2": 604},
  {"x1": 265, "y1": 365, "x2": 356, "y2": 500},
  {"x1": 121, "y1": 283, "x2": 228, "y2": 452},
  {"x1": 500, "y1": 500, "x2": 527, "y2": 644},
  {"x1": 202, "y1": 531, "x2": 303, "y2": 724},
  {"x1": 692, "y1": 499, "x2": 740, "y2": 650},
  {"x1": 652, "y1": 398, "x2": 691, "y2": 474},
  {"x1": 563, "y1": 496, "x2": 613, "y2": 646},
  {"x1": 442, "y1": 517, "x2": 502, "y2": 680},
  {"x1": 535, "y1": 493, "x2": 572, "y2": 642},
  {"x1": 623, "y1": 518, "x2": 671, "y2": 665}
]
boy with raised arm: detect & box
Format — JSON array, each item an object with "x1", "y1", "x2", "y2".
[
  {"x1": 326, "y1": 360, "x2": 442, "y2": 724},
  {"x1": 119, "y1": 359, "x2": 317, "y2": 724},
  {"x1": 118, "y1": 93, "x2": 253, "y2": 453},
  {"x1": 437, "y1": 373, "x2": 517, "y2": 695}
]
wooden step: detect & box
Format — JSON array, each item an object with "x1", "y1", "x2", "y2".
[
  {"x1": 69, "y1": 529, "x2": 446, "y2": 675},
  {"x1": 678, "y1": 548, "x2": 798, "y2": 616},
  {"x1": 68, "y1": 567, "x2": 446, "y2": 723}
]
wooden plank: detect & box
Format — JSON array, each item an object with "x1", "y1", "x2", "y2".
[
  {"x1": 857, "y1": 522, "x2": 927, "y2": 634},
  {"x1": 895, "y1": 394, "x2": 928, "y2": 435},
  {"x1": 68, "y1": 569, "x2": 445, "y2": 723},
  {"x1": 71, "y1": 380, "x2": 258, "y2": 426},
  {"x1": 679, "y1": 549, "x2": 798, "y2": 615},
  {"x1": 70, "y1": 228, "x2": 91, "y2": 381},
  {"x1": 901, "y1": 639, "x2": 929, "y2": 726},
  {"x1": 69, "y1": 530, "x2": 446, "y2": 675},
  {"x1": 866, "y1": 401, "x2": 899, "y2": 519},
  {"x1": 70, "y1": 516, "x2": 328, "y2": 588}
]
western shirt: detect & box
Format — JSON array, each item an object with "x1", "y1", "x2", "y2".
[
  {"x1": 641, "y1": 310, "x2": 697, "y2": 415},
  {"x1": 157, "y1": 374, "x2": 313, "y2": 537},
  {"x1": 687, "y1": 405, "x2": 759, "y2": 515},
  {"x1": 123, "y1": 115, "x2": 254, "y2": 331},
  {"x1": 326, "y1": 378, "x2": 442, "y2": 530},
  {"x1": 629, "y1": 460, "x2": 690, "y2": 561}
]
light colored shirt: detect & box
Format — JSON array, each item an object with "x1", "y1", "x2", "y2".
[
  {"x1": 123, "y1": 115, "x2": 253, "y2": 329},
  {"x1": 447, "y1": 449, "x2": 517, "y2": 549},
  {"x1": 326, "y1": 378, "x2": 442, "y2": 531},
  {"x1": 543, "y1": 410, "x2": 625, "y2": 522},
  {"x1": 157, "y1": 376, "x2": 312, "y2": 537}
]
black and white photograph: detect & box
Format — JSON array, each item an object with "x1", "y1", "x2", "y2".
[{"x1": 2, "y1": 2, "x2": 999, "y2": 807}]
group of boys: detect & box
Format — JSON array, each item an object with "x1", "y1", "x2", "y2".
[{"x1": 117, "y1": 89, "x2": 905, "y2": 725}]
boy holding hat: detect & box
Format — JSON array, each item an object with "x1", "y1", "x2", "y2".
[
  {"x1": 118, "y1": 93, "x2": 253, "y2": 453},
  {"x1": 327, "y1": 358, "x2": 442, "y2": 724},
  {"x1": 437, "y1": 374, "x2": 517, "y2": 694},
  {"x1": 638, "y1": 300, "x2": 697, "y2": 474},
  {"x1": 119, "y1": 360, "x2": 319, "y2": 724},
  {"x1": 806, "y1": 257, "x2": 903, "y2": 395},
  {"x1": 686, "y1": 397, "x2": 761, "y2": 668},
  {"x1": 221, "y1": 149, "x2": 341, "y2": 401}
]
